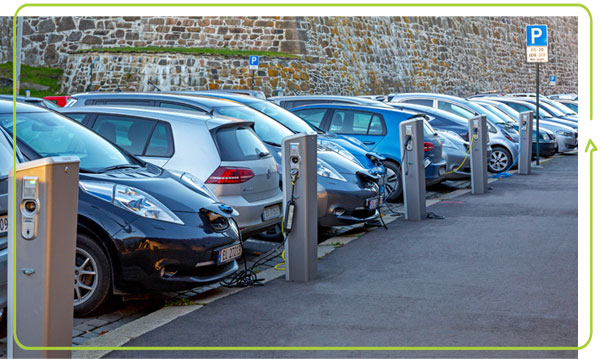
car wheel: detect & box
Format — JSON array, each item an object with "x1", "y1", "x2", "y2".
[
  {"x1": 255, "y1": 225, "x2": 284, "y2": 242},
  {"x1": 0, "y1": 307, "x2": 6, "y2": 339},
  {"x1": 74, "y1": 234, "x2": 112, "y2": 317},
  {"x1": 382, "y1": 160, "x2": 403, "y2": 202},
  {"x1": 488, "y1": 147, "x2": 512, "y2": 173}
]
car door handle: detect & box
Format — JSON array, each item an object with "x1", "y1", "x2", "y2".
[{"x1": 362, "y1": 141, "x2": 375, "y2": 145}]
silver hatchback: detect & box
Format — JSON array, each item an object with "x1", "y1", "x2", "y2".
[{"x1": 59, "y1": 106, "x2": 282, "y2": 238}]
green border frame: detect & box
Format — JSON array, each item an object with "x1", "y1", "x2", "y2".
[{"x1": 10, "y1": 2, "x2": 593, "y2": 352}]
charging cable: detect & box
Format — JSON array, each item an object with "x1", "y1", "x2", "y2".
[
  {"x1": 489, "y1": 131, "x2": 522, "y2": 179},
  {"x1": 445, "y1": 134, "x2": 475, "y2": 175}
]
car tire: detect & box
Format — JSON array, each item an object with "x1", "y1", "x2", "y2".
[
  {"x1": 488, "y1": 146, "x2": 513, "y2": 173},
  {"x1": 0, "y1": 307, "x2": 6, "y2": 339},
  {"x1": 382, "y1": 160, "x2": 403, "y2": 202},
  {"x1": 255, "y1": 225, "x2": 284, "y2": 242},
  {"x1": 74, "y1": 234, "x2": 112, "y2": 317}
]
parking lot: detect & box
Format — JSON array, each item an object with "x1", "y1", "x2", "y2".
[{"x1": 0, "y1": 14, "x2": 582, "y2": 359}]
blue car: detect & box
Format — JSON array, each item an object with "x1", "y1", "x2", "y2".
[{"x1": 291, "y1": 104, "x2": 446, "y2": 202}]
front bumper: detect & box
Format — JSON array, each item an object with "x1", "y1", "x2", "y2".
[
  {"x1": 317, "y1": 178, "x2": 380, "y2": 228},
  {"x1": 111, "y1": 212, "x2": 241, "y2": 293},
  {"x1": 531, "y1": 141, "x2": 557, "y2": 158},
  {"x1": 425, "y1": 159, "x2": 447, "y2": 186}
]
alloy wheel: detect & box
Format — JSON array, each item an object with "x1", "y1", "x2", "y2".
[
  {"x1": 74, "y1": 247, "x2": 99, "y2": 306},
  {"x1": 490, "y1": 150, "x2": 509, "y2": 172},
  {"x1": 383, "y1": 168, "x2": 399, "y2": 200}
]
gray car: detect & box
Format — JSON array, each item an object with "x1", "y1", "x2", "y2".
[
  {"x1": 387, "y1": 94, "x2": 519, "y2": 173},
  {"x1": 60, "y1": 106, "x2": 282, "y2": 239}
]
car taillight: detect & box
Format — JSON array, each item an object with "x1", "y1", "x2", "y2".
[
  {"x1": 424, "y1": 142, "x2": 435, "y2": 152},
  {"x1": 206, "y1": 167, "x2": 255, "y2": 184}
]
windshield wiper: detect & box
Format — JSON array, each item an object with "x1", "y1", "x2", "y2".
[
  {"x1": 97, "y1": 164, "x2": 141, "y2": 173},
  {"x1": 263, "y1": 140, "x2": 281, "y2": 147}
]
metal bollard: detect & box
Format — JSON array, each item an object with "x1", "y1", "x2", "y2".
[
  {"x1": 8, "y1": 157, "x2": 80, "y2": 358},
  {"x1": 469, "y1": 116, "x2": 489, "y2": 194},
  {"x1": 400, "y1": 119, "x2": 426, "y2": 220},
  {"x1": 282, "y1": 133, "x2": 318, "y2": 282},
  {"x1": 518, "y1": 111, "x2": 534, "y2": 175}
]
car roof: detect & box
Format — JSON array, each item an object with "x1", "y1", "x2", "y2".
[
  {"x1": 388, "y1": 92, "x2": 469, "y2": 103},
  {"x1": 269, "y1": 95, "x2": 393, "y2": 107},
  {"x1": 0, "y1": 94, "x2": 45, "y2": 103},
  {"x1": 71, "y1": 92, "x2": 242, "y2": 108},
  {"x1": 290, "y1": 102, "x2": 408, "y2": 113},
  {"x1": 0, "y1": 98, "x2": 48, "y2": 113},
  {"x1": 173, "y1": 91, "x2": 260, "y2": 105},
  {"x1": 389, "y1": 103, "x2": 468, "y2": 123},
  {"x1": 60, "y1": 105, "x2": 251, "y2": 130}
]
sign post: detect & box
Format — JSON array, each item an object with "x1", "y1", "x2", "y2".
[
  {"x1": 526, "y1": 24, "x2": 548, "y2": 166},
  {"x1": 249, "y1": 55, "x2": 260, "y2": 90}
]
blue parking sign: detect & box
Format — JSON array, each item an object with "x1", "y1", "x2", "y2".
[
  {"x1": 526, "y1": 25, "x2": 548, "y2": 47},
  {"x1": 550, "y1": 75, "x2": 556, "y2": 82},
  {"x1": 249, "y1": 55, "x2": 260, "y2": 66}
]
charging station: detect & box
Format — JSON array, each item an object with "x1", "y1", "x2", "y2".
[
  {"x1": 400, "y1": 118, "x2": 426, "y2": 221},
  {"x1": 8, "y1": 157, "x2": 80, "y2": 358},
  {"x1": 518, "y1": 111, "x2": 534, "y2": 175},
  {"x1": 469, "y1": 115, "x2": 488, "y2": 194},
  {"x1": 282, "y1": 133, "x2": 318, "y2": 282}
]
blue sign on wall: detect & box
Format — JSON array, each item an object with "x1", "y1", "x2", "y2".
[
  {"x1": 526, "y1": 25, "x2": 548, "y2": 47},
  {"x1": 550, "y1": 75, "x2": 556, "y2": 82},
  {"x1": 249, "y1": 56, "x2": 260, "y2": 66}
]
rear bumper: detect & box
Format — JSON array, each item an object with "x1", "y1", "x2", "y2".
[
  {"x1": 212, "y1": 192, "x2": 283, "y2": 238},
  {"x1": 317, "y1": 180, "x2": 380, "y2": 228}
]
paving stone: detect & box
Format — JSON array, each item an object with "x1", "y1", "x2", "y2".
[
  {"x1": 81, "y1": 331, "x2": 99, "y2": 339},
  {"x1": 83, "y1": 318, "x2": 108, "y2": 328},
  {"x1": 72, "y1": 336, "x2": 88, "y2": 346},
  {"x1": 72, "y1": 329, "x2": 84, "y2": 337},
  {"x1": 73, "y1": 323, "x2": 96, "y2": 332}
]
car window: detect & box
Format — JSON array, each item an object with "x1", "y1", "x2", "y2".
[
  {"x1": 213, "y1": 105, "x2": 293, "y2": 145},
  {"x1": 329, "y1": 109, "x2": 385, "y2": 135},
  {"x1": 96, "y1": 99, "x2": 154, "y2": 107},
  {"x1": 145, "y1": 122, "x2": 174, "y2": 157},
  {"x1": 158, "y1": 101, "x2": 203, "y2": 112},
  {"x1": 405, "y1": 99, "x2": 434, "y2": 107},
  {"x1": 0, "y1": 132, "x2": 13, "y2": 178},
  {"x1": 92, "y1": 114, "x2": 155, "y2": 155},
  {"x1": 215, "y1": 126, "x2": 270, "y2": 161},
  {"x1": 246, "y1": 100, "x2": 314, "y2": 133},
  {"x1": 0, "y1": 111, "x2": 135, "y2": 172},
  {"x1": 438, "y1": 101, "x2": 476, "y2": 119},
  {"x1": 64, "y1": 113, "x2": 87, "y2": 123},
  {"x1": 292, "y1": 108, "x2": 329, "y2": 128}
]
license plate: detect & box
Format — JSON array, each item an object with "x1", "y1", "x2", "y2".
[
  {"x1": 262, "y1": 204, "x2": 281, "y2": 221},
  {"x1": 216, "y1": 243, "x2": 242, "y2": 265},
  {"x1": 366, "y1": 197, "x2": 379, "y2": 210},
  {"x1": 0, "y1": 215, "x2": 7, "y2": 234}
]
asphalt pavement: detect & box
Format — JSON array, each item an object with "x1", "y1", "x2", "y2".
[{"x1": 105, "y1": 154, "x2": 578, "y2": 358}]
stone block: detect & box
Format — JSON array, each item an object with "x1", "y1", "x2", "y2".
[
  {"x1": 78, "y1": 19, "x2": 95, "y2": 31},
  {"x1": 56, "y1": 17, "x2": 76, "y2": 31},
  {"x1": 81, "y1": 35, "x2": 102, "y2": 45},
  {"x1": 38, "y1": 19, "x2": 56, "y2": 33}
]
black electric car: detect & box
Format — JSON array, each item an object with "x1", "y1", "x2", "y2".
[{"x1": 0, "y1": 100, "x2": 242, "y2": 317}]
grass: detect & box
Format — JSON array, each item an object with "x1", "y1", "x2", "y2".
[
  {"x1": 74, "y1": 46, "x2": 300, "y2": 59},
  {"x1": 163, "y1": 297, "x2": 199, "y2": 307},
  {"x1": 0, "y1": 61, "x2": 63, "y2": 97}
]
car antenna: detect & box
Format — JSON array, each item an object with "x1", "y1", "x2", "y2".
[{"x1": 148, "y1": 79, "x2": 161, "y2": 92}]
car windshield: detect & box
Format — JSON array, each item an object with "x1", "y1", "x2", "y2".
[
  {"x1": 468, "y1": 102, "x2": 511, "y2": 126},
  {"x1": 546, "y1": 100, "x2": 576, "y2": 116},
  {"x1": 246, "y1": 100, "x2": 315, "y2": 133},
  {"x1": 0, "y1": 132, "x2": 13, "y2": 179},
  {"x1": 0, "y1": 111, "x2": 137, "y2": 172},
  {"x1": 213, "y1": 105, "x2": 294, "y2": 145},
  {"x1": 478, "y1": 103, "x2": 517, "y2": 123}
]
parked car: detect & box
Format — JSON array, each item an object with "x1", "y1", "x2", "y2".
[
  {"x1": 269, "y1": 95, "x2": 394, "y2": 110},
  {"x1": 185, "y1": 92, "x2": 391, "y2": 199},
  {"x1": 490, "y1": 97, "x2": 578, "y2": 130},
  {"x1": 473, "y1": 100, "x2": 557, "y2": 158},
  {"x1": 556, "y1": 100, "x2": 578, "y2": 113},
  {"x1": 0, "y1": 127, "x2": 14, "y2": 337},
  {"x1": 66, "y1": 92, "x2": 382, "y2": 228},
  {"x1": 518, "y1": 98, "x2": 578, "y2": 122},
  {"x1": 487, "y1": 97, "x2": 578, "y2": 153},
  {"x1": 291, "y1": 103, "x2": 447, "y2": 200},
  {"x1": 547, "y1": 93, "x2": 578, "y2": 101},
  {"x1": 0, "y1": 100, "x2": 242, "y2": 317},
  {"x1": 435, "y1": 129, "x2": 471, "y2": 179},
  {"x1": 59, "y1": 105, "x2": 282, "y2": 239},
  {"x1": 202, "y1": 89, "x2": 267, "y2": 99},
  {"x1": 387, "y1": 94, "x2": 519, "y2": 173},
  {"x1": 0, "y1": 94, "x2": 61, "y2": 110}
]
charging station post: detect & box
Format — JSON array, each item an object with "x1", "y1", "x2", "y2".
[
  {"x1": 400, "y1": 118, "x2": 426, "y2": 221},
  {"x1": 518, "y1": 111, "x2": 534, "y2": 175},
  {"x1": 8, "y1": 157, "x2": 80, "y2": 358},
  {"x1": 469, "y1": 115, "x2": 488, "y2": 194},
  {"x1": 282, "y1": 133, "x2": 318, "y2": 282}
]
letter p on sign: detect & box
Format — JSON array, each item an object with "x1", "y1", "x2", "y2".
[{"x1": 526, "y1": 25, "x2": 548, "y2": 47}]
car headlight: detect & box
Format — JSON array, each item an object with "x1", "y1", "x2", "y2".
[
  {"x1": 80, "y1": 181, "x2": 184, "y2": 225},
  {"x1": 317, "y1": 159, "x2": 347, "y2": 182},
  {"x1": 541, "y1": 133, "x2": 550, "y2": 141},
  {"x1": 317, "y1": 140, "x2": 361, "y2": 165},
  {"x1": 556, "y1": 130, "x2": 573, "y2": 137},
  {"x1": 180, "y1": 172, "x2": 218, "y2": 201}
]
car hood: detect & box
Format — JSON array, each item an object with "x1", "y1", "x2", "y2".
[{"x1": 80, "y1": 165, "x2": 223, "y2": 213}]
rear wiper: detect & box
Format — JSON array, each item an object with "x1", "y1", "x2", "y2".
[
  {"x1": 258, "y1": 151, "x2": 272, "y2": 158},
  {"x1": 97, "y1": 164, "x2": 141, "y2": 173},
  {"x1": 263, "y1": 140, "x2": 281, "y2": 147}
]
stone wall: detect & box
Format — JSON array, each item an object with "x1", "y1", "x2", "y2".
[{"x1": 0, "y1": 16, "x2": 578, "y2": 96}]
